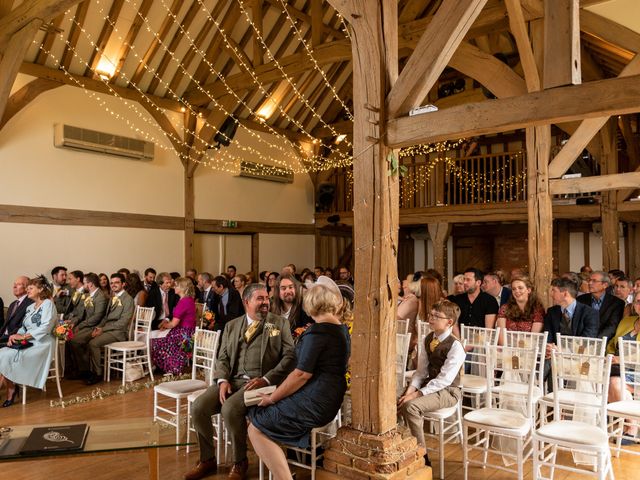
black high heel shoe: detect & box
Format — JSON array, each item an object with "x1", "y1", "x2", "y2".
[{"x1": 2, "y1": 388, "x2": 18, "y2": 407}]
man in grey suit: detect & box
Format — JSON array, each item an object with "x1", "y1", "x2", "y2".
[
  {"x1": 68, "y1": 272, "x2": 108, "y2": 379},
  {"x1": 85, "y1": 273, "x2": 134, "y2": 385},
  {"x1": 185, "y1": 283, "x2": 296, "y2": 480}
]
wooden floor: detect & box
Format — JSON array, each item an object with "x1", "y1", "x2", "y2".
[{"x1": 0, "y1": 379, "x2": 639, "y2": 479}]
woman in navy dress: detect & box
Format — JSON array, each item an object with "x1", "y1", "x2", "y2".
[{"x1": 248, "y1": 276, "x2": 350, "y2": 480}]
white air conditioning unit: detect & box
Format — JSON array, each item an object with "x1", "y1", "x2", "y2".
[
  {"x1": 54, "y1": 124, "x2": 154, "y2": 160},
  {"x1": 238, "y1": 160, "x2": 293, "y2": 183}
]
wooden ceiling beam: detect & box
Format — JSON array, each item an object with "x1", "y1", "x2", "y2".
[
  {"x1": 0, "y1": 77, "x2": 59, "y2": 130},
  {"x1": 264, "y1": 0, "x2": 344, "y2": 40},
  {"x1": 0, "y1": 1, "x2": 13, "y2": 17},
  {"x1": 387, "y1": 0, "x2": 487, "y2": 118},
  {"x1": 580, "y1": 10, "x2": 640, "y2": 55},
  {"x1": 128, "y1": 0, "x2": 182, "y2": 88},
  {"x1": 0, "y1": 0, "x2": 82, "y2": 53},
  {"x1": 310, "y1": 0, "x2": 323, "y2": 47},
  {"x1": 251, "y1": 0, "x2": 264, "y2": 66},
  {"x1": 387, "y1": 74, "x2": 640, "y2": 147},
  {"x1": 84, "y1": 0, "x2": 124, "y2": 77},
  {"x1": 60, "y1": 1, "x2": 89, "y2": 70},
  {"x1": 34, "y1": 13, "x2": 65, "y2": 65},
  {"x1": 550, "y1": 172, "x2": 640, "y2": 195},
  {"x1": 138, "y1": 101, "x2": 184, "y2": 163},
  {"x1": 544, "y1": 0, "x2": 581, "y2": 88},
  {"x1": 147, "y1": 0, "x2": 200, "y2": 95},
  {"x1": 548, "y1": 54, "x2": 640, "y2": 179},
  {"x1": 0, "y1": 19, "x2": 42, "y2": 122},
  {"x1": 111, "y1": 0, "x2": 153, "y2": 82},
  {"x1": 505, "y1": 0, "x2": 540, "y2": 92}
]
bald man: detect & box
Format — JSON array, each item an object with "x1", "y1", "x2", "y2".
[{"x1": 0, "y1": 276, "x2": 34, "y2": 347}]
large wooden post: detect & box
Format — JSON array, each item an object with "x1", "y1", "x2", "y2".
[
  {"x1": 600, "y1": 119, "x2": 619, "y2": 270},
  {"x1": 321, "y1": 1, "x2": 428, "y2": 479},
  {"x1": 428, "y1": 222, "x2": 451, "y2": 287},
  {"x1": 526, "y1": 126, "x2": 553, "y2": 307}
]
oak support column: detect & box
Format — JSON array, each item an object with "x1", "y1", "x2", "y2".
[
  {"x1": 251, "y1": 233, "x2": 259, "y2": 277},
  {"x1": 184, "y1": 167, "x2": 195, "y2": 272},
  {"x1": 428, "y1": 222, "x2": 451, "y2": 289},
  {"x1": 600, "y1": 119, "x2": 619, "y2": 270},
  {"x1": 557, "y1": 220, "x2": 570, "y2": 275},
  {"x1": 322, "y1": 1, "x2": 429, "y2": 479},
  {"x1": 526, "y1": 126, "x2": 553, "y2": 307}
]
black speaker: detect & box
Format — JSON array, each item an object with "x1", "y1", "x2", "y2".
[
  {"x1": 316, "y1": 183, "x2": 336, "y2": 212},
  {"x1": 576, "y1": 197, "x2": 596, "y2": 205},
  {"x1": 213, "y1": 116, "x2": 239, "y2": 148}
]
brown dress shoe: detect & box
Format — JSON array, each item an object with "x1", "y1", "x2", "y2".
[
  {"x1": 228, "y1": 458, "x2": 249, "y2": 480},
  {"x1": 184, "y1": 458, "x2": 218, "y2": 480}
]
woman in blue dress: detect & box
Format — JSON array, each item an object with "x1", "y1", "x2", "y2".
[
  {"x1": 248, "y1": 276, "x2": 350, "y2": 480},
  {"x1": 0, "y1": 276, "x2": 57, "y2": 407}
]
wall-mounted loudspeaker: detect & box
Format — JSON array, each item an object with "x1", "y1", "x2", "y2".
[{"x1": 213, "y1": 116, "x2": 239, "y2": 148}]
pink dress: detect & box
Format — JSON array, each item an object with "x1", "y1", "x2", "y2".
[{"x1": 151, "y1": 296, "x2": 196, "y2": 375}]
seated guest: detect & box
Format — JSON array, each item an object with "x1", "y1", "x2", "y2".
[
  {"x1": 397, "y1": 274, "x2": 419, "y2": 323},
  {"x1": 186, "y1": 284, "x2": 295, "y2": 480},
  {"x1": 64, "y1": 270, "x2": 85, "y2": 322},
  {"x1": 51, "y1": 266, "x2": 71, "y2": 315},
  {"x1": 266, "y1": 272, "x2": 278, "y2": 299},
  {"x1": 451, "y1": 274, "x2": 465, "y2": 296},
  {"x1": 117, "y1": 267, "x2": 131, "y2": 277},
  {"x1": 151, "y1": 277, "x2": 196, "y2": 375},
  {"x1": 0, "y1": 276, "x2": 57, "y2": 407},
  {"x1": 233, "y1": 274, "x2": 247, "y2": 298},
  {"x1": 68, "y1": 273, "x2": 108, "y2": 378},
  {"x1": 244, "y1": 272, "x2": 255, "y2": 285},
  {"x1": 143, "y1": 268, "x2": 157, "y2": 292},
  {"x1": 170, "y1": 272, "x2": 180, "y2": 287},
  {"x1": 398, "y1": 299, "x2": 465, "y2": 467},
  {"x1": 496, "y1": 276, "x2": 544, "y2": 345},
  {"x1": 337, "y1": 266, "x2": 354, "y2": 285},
  {"x1": 614, "y1": 276, "x2": 634, "y2": 317},
  {"x1": 482, "y1": 271, "x2": 510, "y2": 307},
  {"x1": 197, "y1": 272, "x2": 216, "y2": 312},
  {"x1": 607, "y1": 290, "x2": 640, "y2": 443},
  {"x1": 126, "y1": 272, "x2": 147, "y2": 310},
  {"x1": 578, "y1": 270, "x2": 625, "y2": 343},
  {"x1": 248, "y1": 277, "x2": 351, "y2": 480},
  {"x1": 226, "y1": 265, "x2": 237, "y2": 281},
  {"x1": 212, "y1": 275, "x2": 244, "y2": 332},
  {"x1": 271, "y1": 274, "x2": 311, "y2": 332},
  {"x1": 544, "y1": 278, "x2": 599, "y2": 389},
  {"x1": 85, "y1": 273, "x2": 134, "y2": 385},
  {"x1": 98, "y1": 273, "x2": 111, "y2": 297},
  {"x1": 452, "y1": 268, "x2": 498, "y2": 337},
  {"x1": 0, "y1": 276, "x2": 33, "y2": 347},
  {"x1": 146, "y1": 272, "x2": 178, "y2": 330},
  {"x1": 608, "y1": 269, "x2": 625, "y2": 295}
]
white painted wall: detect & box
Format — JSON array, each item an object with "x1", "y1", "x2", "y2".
[
  {"x1": 0, "y1": 223, "x2": 183, "y2": 301},
  {"x1": 259, "y1": 234, "x2": 315, "y2": 273},
  {"x1": 194, "y1": 234, "x2": 252, "y2": 276}
]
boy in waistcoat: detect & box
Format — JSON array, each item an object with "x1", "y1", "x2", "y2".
[{"x1": 398, "y1": 299, "x2": 466, "y2": 467}]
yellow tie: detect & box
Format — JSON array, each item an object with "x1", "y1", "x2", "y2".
[
  {"x1": 429, "y1": 337, "x2": 440, "y2": 352},
  {"x1": 244, "y1": 321, "x2": 260, "y2": 343}
]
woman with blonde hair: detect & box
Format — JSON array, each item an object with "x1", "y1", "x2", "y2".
[
  {"x1": 248, "y1": 276, "x2": 350, "y2": 480},
  {"x1": 151, "y1": 277, "x2": 197, "y2": 375}
]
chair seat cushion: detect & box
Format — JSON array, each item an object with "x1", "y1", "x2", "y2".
[
  {"x1": 493, "y1": 383, "x2": 542, "y2": 401},
  {"x1": 608, "y1": 400, "x2": 640, "y2": 418},
  {"x1": 540, "y1": 390, "x2": 601, "y2": 407},
  {"x1": 423, "y1": 404, "x2": 459, "y2": 420},
  {"x1": 187, "y1": 389, "x2": 207, "y2": 403},
  {"x1": 155, "y1": 379, "x2": 207, "y2": 396},
  {"x1": 461, "y1": 375, "x2": 487, "y2": 393},
  {"x1": 107, "y1": 341, "x2": 146, "y2": 350},
  {"x1": 464, "y1": 407, "x2": 530, "y2": 433},
  {"x1": 535, "y1": 420, "x2": 609, "y2": 446}
]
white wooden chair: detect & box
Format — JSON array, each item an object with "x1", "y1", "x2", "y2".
[
  {"x1": 259, "y1": 410, "x2": 342, "y2": 480},
  {"x1": 104, "y1": 306, "x2": 155, "y2": 385},
  {"x1": 423, "y1": 398, "x2": 463, "y2": 480},
  {"x1": 154, "y1": 328, "x2": 220, "y2": 450},
  {"x1": 459, "y1": 325, "x2": 500, "y2": 413},
  {"x1": 397, "y1": 318, "x2": 410, "y2": 335},
  {"x1": 533, "y1": 351, "x2": 613, "y2": 480},
  {"x1": 22, "y1": 339, "x2": 64, "y2": 404},
  {"x1": 537, "y1": 334, "x2": 607, "y2": 425},
  {"x1": 396, "y1": 333, "x2": 411, "y2": 397},
  {"x1": 404, "y1": 320, "x2": 431, "y2": 386},
  {"x1": 195, "y1": 302, "x2": 206, "y2": 329},
  {"x1": 608, "y1": 337, "x2": 640, "y2": 457},
  {"x1": 462, "y1": 342, "x2": 539, "y2": 480},
  {"x1": 498, "y1": 330, "x2": 547, "y2": 410}
]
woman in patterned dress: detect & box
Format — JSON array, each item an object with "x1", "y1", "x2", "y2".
[
  {"x1": 496, "y1": 276, "x2": 545, "y2": 345},
  {"x1": 151, "y1": 277, "x2": 196, "y2": 375}
]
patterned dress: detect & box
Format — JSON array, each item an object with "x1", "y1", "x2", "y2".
[
  {"x1": 151, "y1": 296, "x2": 196, "y2": 375},
  {"x1": 498, "y1": 303, "x2": 545, "y2": 332}
]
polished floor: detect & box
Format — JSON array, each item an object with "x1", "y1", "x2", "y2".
[{"x1": 0, "y1": 378, "x2": 638, "y2": 479}]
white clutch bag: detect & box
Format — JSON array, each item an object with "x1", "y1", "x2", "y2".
[{"x1": 243, "y1": 385, "x2": 276, "y2": 406}]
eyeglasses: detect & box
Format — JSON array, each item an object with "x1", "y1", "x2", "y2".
[
  {"x1": 588, "y1": 279, "x2": 604, "y2": 283},
  {"x1": 428, "y1": 313, "x2": 449, "y2": 321}
]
